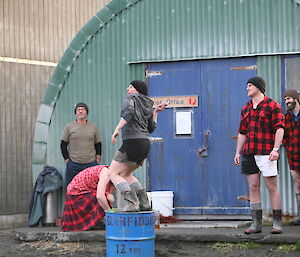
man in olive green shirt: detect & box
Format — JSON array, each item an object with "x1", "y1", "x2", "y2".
[{"x1": 61, "y1": 102, "x2": 101, "y2": 186}]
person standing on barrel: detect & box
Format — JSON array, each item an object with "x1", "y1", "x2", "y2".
[{"x1": 108, "y1": 80, "x2": 167, "y2": 212}]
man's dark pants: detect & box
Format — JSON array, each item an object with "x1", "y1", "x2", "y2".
[{"x1": 65, "y1": 160, "x2": 98, "y2": 187}]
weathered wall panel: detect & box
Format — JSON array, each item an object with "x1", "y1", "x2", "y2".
[
  {"x1": 0, "y1": 62, "x2": 54, "y2": 215},
  {"x1": 0, "y1": 0, "x2": 111, "y2": 62}
]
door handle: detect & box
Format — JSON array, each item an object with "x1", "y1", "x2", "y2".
[{"x1": 198, "y1": 129, "x2": 211, "y2": 157}]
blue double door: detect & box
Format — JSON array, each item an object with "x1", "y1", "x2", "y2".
[{"x1": 147, "y1": 57, "x2": 256, "y2": 215}]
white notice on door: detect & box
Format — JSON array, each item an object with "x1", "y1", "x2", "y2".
[{"x1": 175, "y1": 111, "x2": 192, "y2": 135}]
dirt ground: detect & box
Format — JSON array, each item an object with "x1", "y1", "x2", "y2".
[{"x1": 1, "y1": 230, "x2": 300, "y2": 257}]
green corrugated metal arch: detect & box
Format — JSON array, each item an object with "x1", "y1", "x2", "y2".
[
  {"x1": 40, "y1": 0, "x2": 140, "y2": 108},
  {"x1": 32, "y1": 0, "x2": 142, "y2": 181}
]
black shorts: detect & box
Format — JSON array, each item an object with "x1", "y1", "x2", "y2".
[
  {"x1": 241, "y1": 155, "x2": 260, "y2": 175},
  {"x1": 118, "y1": 139, "x2": 150, "y2": 163}
]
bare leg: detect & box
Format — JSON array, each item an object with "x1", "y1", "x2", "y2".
[
  {"x1": 264, "y1": 176, "x2": 281, "y2": 210},
  {"x1": 109, "y1": 160, "x2": 139, "y2": 186},
  {"x1": 108, "y1": 160, "x2": 140, "y2": 211},
  {"x1": 247, "y1": 173, "x2": 261, "y2": 203}
]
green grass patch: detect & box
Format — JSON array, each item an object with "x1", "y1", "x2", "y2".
[
  {"x1": 276, "y1": 244, "x2": 296, "y2": 253},
  {"x1": 211, "y1": 242, "x2": 299, "y2": 253},
  {"x1": 211, "y1": 242, "x2": 262, "y2": 252}
]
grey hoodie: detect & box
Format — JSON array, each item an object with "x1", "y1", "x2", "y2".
[{"x1": 121, "y1": 93, "x2": 156, "y2": 139}]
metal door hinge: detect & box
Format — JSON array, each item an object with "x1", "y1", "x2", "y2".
[
  {"x1": 145, "y1": 70, "x2": 163, "y2": 78},
  {"x1": 231, "y1": 65, "x2": 257, "y2": 71}
]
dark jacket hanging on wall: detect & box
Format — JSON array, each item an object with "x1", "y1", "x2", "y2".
[{"x1": 28, "y1": 166, "x2": 63, "y2": 227}]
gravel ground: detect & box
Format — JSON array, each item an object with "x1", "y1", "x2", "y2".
[{"x1": 1, "y1": 229, "x2": 300, "y2": 257}]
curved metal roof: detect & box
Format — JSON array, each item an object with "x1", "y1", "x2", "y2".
[{"x1": 32, "y1": 0, "x2": 142, "y2": 178}]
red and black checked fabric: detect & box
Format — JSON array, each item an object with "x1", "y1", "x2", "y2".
[
  {"x1": 62, "y1": 165, "x2": 112, "y2": 231},
  {"x1": 61, "y1": 193, "x2": 105, "y2": 231},
  {"x1": 239, "y1": 96, "x2": 285, "y2": 155},
  {"x1": 67, "y1": 165, "x2": 109, "y2": 195},
  {"x1": 283, "y1": 112, "x2": 300, "y2": 171}
]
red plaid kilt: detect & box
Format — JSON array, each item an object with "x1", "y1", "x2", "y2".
[{"x1": 62, "y1": 193, "x2": 105, "y2": 231}]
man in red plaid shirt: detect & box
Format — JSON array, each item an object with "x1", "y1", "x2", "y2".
[
  {"x1": 283, "y1": 89, "x2": 300, "y2": 225},
  {"x1": 234, "y1": 76, "x2": 285, "y2": 234}
]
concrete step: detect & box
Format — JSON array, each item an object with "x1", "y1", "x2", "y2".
[{"x1": 160, "y1": 220, "x2": 251, "y2": 229}]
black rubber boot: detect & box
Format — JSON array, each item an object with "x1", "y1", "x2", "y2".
[
  {"x1": 136, "y1": 189, "x2": 151, "y2": 211},
  {"x1": 292, "y1": 216, "x2": 300, "y2": 225},
  {"x1": 244, "y1": 209, "x2": 262, "y2": 234},
  {"x1": 292, "y1": 193, "x2": 300, "y2": 225},
  {"x1": 271, "y1": 209, "x2": 282, "y2": 234},
  {"x1": 121, "y1": 190, "x2": 140, "y2": 212}
]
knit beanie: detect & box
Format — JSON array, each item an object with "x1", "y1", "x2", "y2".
[
  {"x1": 284, "y1": 89, "x2": 299, "y2": 101},
  {"x1": 247, "y1": 76, "x2": 266, "y2": 94},
  {"x1": 130, "y1": 80, "x2": 148, "y2": 96},
  {"x1": 74, "y1": 102, "x2": 89, "y2": 114}
]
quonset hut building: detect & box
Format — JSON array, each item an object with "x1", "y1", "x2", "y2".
[{"x1": 33, "y1": 0, "x2": 300, "y2": 219}]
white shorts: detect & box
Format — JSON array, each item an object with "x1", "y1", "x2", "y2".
[{"x1": 254, "y1": 155, "x2": 278, "y2": 177}]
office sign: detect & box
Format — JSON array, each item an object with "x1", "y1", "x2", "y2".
[{"x1": 151, "y1": 95, "x2": 198, "y2": 108}]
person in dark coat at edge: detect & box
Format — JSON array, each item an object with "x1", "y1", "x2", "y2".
[
  {"x1": 283, "y1": 89, "x2": 300, "y2": 225},
  {"x1": 28, "y1": 166, "x2": 62, "y2": 227},
  {"x1": 108, "y1": 80, "x2": 167, "y2": 212}
]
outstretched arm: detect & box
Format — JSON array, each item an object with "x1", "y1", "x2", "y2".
[
  {"x1": 148, "y1": 102, "x2": 168, "y2": 133},
  {"x1": 153, "y1": 102, "x2": 168, "y2": 122}
]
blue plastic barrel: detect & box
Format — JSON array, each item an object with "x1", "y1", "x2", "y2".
[{"x1": 106, "y1": 211, "x2": 155, "y2": 257}]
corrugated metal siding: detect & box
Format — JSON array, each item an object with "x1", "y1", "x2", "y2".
[
  {"x1": 0, "y1": 0, "x2": 111, "y2": 62},
  {"x1": 33, "y1": 0, "x2": 300, "y2": 215},
  {"x1": 279, "y1": 151, "x2": 296, "y2": 216},
  {"x1": 128, "y1": 0, "x2": 300, "y2": 63},
  {"x1": 0, "y1": 0, "x2": 110, "y2": 218},
  {"x1": 257, "y1": 56, "x2": 282, "y2": 103}
]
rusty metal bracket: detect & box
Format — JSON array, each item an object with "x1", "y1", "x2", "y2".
[{"x1": 198, "y1": 129, "x2": 211, "y2": 157}]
